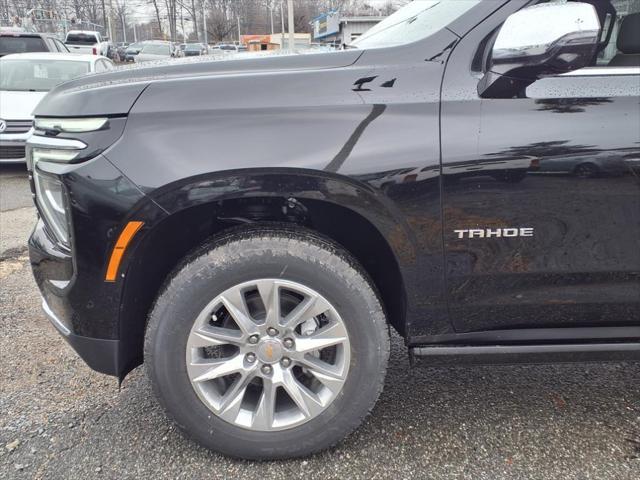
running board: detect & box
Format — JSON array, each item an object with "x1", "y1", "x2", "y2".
[{"x1": 409, "y1": 343, "x2": 640, "y2": 366}]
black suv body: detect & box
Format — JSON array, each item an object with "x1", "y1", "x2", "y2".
[{"x1": 27, "y1": 0, "x2": 640, "y2": 459}]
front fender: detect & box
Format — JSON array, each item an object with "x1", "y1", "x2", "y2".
[{"x1": 148, "y1": 168, "x2": 418, "y2": 266}]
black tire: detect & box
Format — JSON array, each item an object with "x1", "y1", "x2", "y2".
[{"x1": 144, "y1": 226, "x2": 389, "y2": 459}]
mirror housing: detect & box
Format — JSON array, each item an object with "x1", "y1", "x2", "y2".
[{"x1": 479, "y1": 2, "x2": 600, "y2": 99}]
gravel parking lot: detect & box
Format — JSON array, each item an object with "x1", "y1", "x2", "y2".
[{"x1": 2, "y1": 164, "x2": 640, "y2": 479}]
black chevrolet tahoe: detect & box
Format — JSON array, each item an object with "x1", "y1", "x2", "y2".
[{"x1": 26, "y1": 0, "x2": 640, "y2": 459}]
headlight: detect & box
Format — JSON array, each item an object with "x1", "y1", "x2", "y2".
[
  {"x1": 31, "y1": 148, "x2": 80, "y2": 163},
  {"x1": 26, "y1": 136, "x2": 87, "y2": 169},
  {"x1": 27, "y1": 136, "x2": 87, "y2": 249},
  {"x1": 35, "y1": 117, "x2": 108, "y2": 133},
  {"x1": 34, "y1": 171, "x2": 70, "y2": 248}
]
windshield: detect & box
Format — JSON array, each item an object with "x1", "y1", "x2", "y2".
[
  {"x1": 65, "y1": 33, "x2": 99, "y2": 45},
  {"x1": 185, "y1": 44, "x2": 202, "y2": 51},
  {"x1": 0, "y1": 36, "x2": 46, "y2": 56},
  {"x1": 351, "y1": 0, "x2": 481, "y2": 49},
  {"x1": 142, "y1": 44, "x2": 170, "y2": 55},
  {"x1": 0, "y1": 59, "x2": 90, "y2": 91}
]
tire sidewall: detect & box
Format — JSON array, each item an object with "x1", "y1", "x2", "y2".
[{"x1": 146, "y1": 233, "x2": 388, "y2": 459}]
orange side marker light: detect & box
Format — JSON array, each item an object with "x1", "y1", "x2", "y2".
[{"x1": 105, "y1": 221, "x2": 144, "y2": 282}]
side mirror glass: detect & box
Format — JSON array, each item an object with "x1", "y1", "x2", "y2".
[{"x1": 479, "y1": 2, "x2": 600, "y2": 98}]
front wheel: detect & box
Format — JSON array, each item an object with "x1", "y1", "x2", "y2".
[{"x1": 145, "y1": 228, "x2": 389, "y2": 459}]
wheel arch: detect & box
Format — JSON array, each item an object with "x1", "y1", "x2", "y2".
[{"x1": 116, "y1": 169, "x2": 414, "y2": 378}]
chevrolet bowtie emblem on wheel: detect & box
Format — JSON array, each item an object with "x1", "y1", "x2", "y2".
[
  {"x1": 0, "y1": 119, "x2": 6, "y2": 133},
  {"x1": 265, "y1": 343, "x2": 274, "y2": 360},
  {"x1": 454, "y1": 228, "x2": 534, "y2": 239}
]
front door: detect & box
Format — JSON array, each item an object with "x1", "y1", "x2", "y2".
[{"x1": 440, "y1": 1, "x2": 640, "y2": 333}]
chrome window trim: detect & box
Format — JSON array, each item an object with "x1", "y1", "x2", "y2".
[{"x1": 560, "y1": 66, "x2": 640, "y2": 77}]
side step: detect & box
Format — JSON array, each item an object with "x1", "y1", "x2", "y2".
[{"x1": 409, "y1": 343, "x2": 640, "y2": 366}]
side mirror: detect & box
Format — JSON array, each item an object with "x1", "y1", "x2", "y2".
[{"x1": 479, "y1": 2, "x2": 600, "y2": 98}]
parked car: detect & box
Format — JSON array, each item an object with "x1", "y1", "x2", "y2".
[
  {"x1": 183, "y1": 43, "x2": 208, "y2": 57},
  {"x1": 123, "y1": 41, "x2": 145, "y2": 62},
  {"x1": 0, "y1": 52, "x2": 112, "y2": 162},
  {"x1": 0, "y1": 29, "x2": 69, "y2": 57},
  {"x1": 219, "y1": 45, "x2": 247, "y2": 53},
  {"x1": 134, "y1": 41, "x2": 174, "y2": 62},
  {"x1": 105, "y1": 40, "x2": 120, "y2": 61},
  {"x1": 218, "y1": 43, "x2": 247, "y2": 53},
  {"x1": 26, "y1": 0, "x2": 640, "y2": 461},
  {"x1": 64, "y1": 30, "x2": 109, "y2": 56},
  {"x1": 114, "y1": 43, "x2": 129, "y2": 62}
]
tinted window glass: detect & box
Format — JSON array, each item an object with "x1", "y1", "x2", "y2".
[
  {"x1": 597, "y1": 0, "x2": 640, "y2": 65},
  {"x1": 66, "y1": 33, "x2": 99, "y2": 45},
  {"x1": 0, "y1": 36, "x2": 46, "y2": 56}
]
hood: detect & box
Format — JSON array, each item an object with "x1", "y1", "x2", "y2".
[
  {"x1": 34, "y1": 50, "x2": 362, "y2": 118},
  {"x1": 0, "y1": 90, "x2": 48, "y2": 120}
]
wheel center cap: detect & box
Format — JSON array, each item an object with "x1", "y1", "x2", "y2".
[{"x1": 256, "y1": 339, "x2": 283, "y2": 364}]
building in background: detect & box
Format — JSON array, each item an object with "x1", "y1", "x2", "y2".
[
  {"x1": 242, "y1": 35, "x2": 279, "y2": 51},
  {"x1": 312, "y1": 11, "x2": 385, "y2": 47},
  {"x1": 261, "y1": 33, "x2": 311, "y2": 50}
]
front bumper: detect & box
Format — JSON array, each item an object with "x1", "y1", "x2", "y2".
[
  {"x1": 28, "y1": 153, "x2": 161, "y2": 378},
  {"x1": 41, "y1": 296, "x2": 121, "y2": 375}
]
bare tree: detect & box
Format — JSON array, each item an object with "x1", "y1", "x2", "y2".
[{"x1": 149, "y1": 0, "x2": 164, "y2": 37}]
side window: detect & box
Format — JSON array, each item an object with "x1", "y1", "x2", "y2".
[
  {"x1": 46, "y1": 37, "x2": 57, "y2": 52},
  {"x1": 55, "y1": 39, "x2": 69, "y2": 52},
  {"x1": 534, "y1": 0, "x2": 640, "y2": 67},
  {"x1": 597, "y1": 0, "x2": 640, "y2": 66}
]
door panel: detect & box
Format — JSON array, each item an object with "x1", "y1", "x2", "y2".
[{"x1": 442, "y1": 27, "x2": 640, "y2": 332}]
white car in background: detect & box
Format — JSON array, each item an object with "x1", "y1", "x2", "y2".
[
  {"x1": 134, "y1": 41, "x2": 176, "y2": 62},
  {"x1": 64, "y1": 30, "x2": 109, "y2": 56},
  {"x1": 0, "y1": 52, "x2": 113, "y2": 163}
]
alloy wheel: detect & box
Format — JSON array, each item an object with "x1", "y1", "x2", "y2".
[{"x1": 185, "y1": 279, "x2": 351, "y2": 431}]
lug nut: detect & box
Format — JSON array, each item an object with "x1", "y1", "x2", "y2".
[
  {"x1": 283, "y1": 338, "x2": 294, "y2": 349},
  {"x1": 267, "y1": 327, "x2": 279, "y2": 336},
  {"x1": 281, "y1": 357, "x2": 291, "y2": 368},
  {"x1": 245, "y1": 353, "x2": 256, "y2": 363},
  {"x1": 261, "y1": 364, "x2": 273, "y2": 375},
  {"x1": 248, "y1": 334, "x2": 260, "y2": 344}
]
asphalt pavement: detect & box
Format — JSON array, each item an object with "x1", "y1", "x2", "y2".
[{"x1": 1, "y1": 164, "x2": 640, "y2": 479}]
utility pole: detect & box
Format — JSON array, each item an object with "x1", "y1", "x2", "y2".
[
  {"x1": 108, "y1": 0, "x2": 114, "y2": 40},
  {"x1": 133, "y1": 22, "x2": 137, "y2": 42},
  {"x1": 237, "y1": 16, "x2": 241, "y2": 44},
  {"x1": 280, "y1": 1, "x2": 285, "y2": 50},
  {"x1": 287, "y1": 0, "x2": 294, "y2": 51},
  {"x1": 181, "y1": 4, "x2": 186, "y2": 42},
  {"x1": 121, "y1": 12, "x2": 127, "y2": 43},
  {"x1": 203, "y1": 3, "x2": 207, "y2": 45},
  {"x1": 270, "y1": 6, "x2": 274, "y2": 35},
  {"x1": 101, "y1": 0, "x2": 107, "y2": 32},
  {"x1": 107, "y1": 13, "x2": 113, "y2": 41}
]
